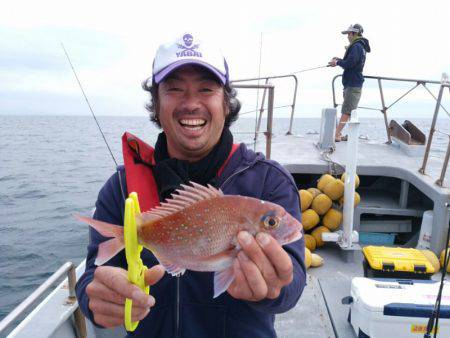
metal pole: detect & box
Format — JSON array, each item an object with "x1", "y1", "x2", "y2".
[
  {"x1": 68, "y1": 266, "x2": 87, "y2": 338},
  {"x1": 0, "y1": 262, "x2": 74, "y2": 334},
  {"x1": 287, "y1": 75, "x2": 299, "y2": 135},
  {"x1": 377, "y1": 79, "x2": 392, "y2": 144},
  {"x1": 255, "y1": 78, "x2": 269, "y2": 141},
  {"x1": 266, "y1": 86, "x2": 275, "y2": 159},
  {"x1": 399, "y1": 180, "x2": 410, "y2": 209},
  {"x1": 420, "y1": 84, "x2": 445, "y2": 174},
  {"x1": 341, "y1": 110, "x2": 360, "y2": 248},
  {"x1": 436, "y1": 136, "x2": 450, "y2": 187},
  {"x1": 332, "y1": 75, "x2": 339, "y2": 108}
]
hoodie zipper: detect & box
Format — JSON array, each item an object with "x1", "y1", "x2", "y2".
[
  {"x1": 175, "y1": 276, "x2": 180, "y2": 338},
  {"x1": 219, "y1": 165, "x2": 251, "y2": 189}
]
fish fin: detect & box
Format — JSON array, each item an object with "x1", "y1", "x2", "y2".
[
  {"x1": 213, "y1": 266, "x2": 235, "y2": 298},
  {"x1": 136, "y1": 210, "x2": 164, "y2": 224},
  {"x1": 75, "y1": 214, "x2": 123, "y2": 238},
  {"x1": 204, "y1": 247, "x2": 239, "y2": 269},
  {"x1": 142, "y1": 182, "x2": 224, "y2": 219},
  {"x1": 230, "y1": 237, "x2": 241, "y2": 251},
  {"x1": 164, "y1": 264, "x2": 186, "y2": 277},
  {"x1": 155, "y1": 255, "x2": 186, "y2": 276},
  {"x1": 162, "y1": 182, "x2": 223, "y2": 212},
  {"x1": 95, "y1": 237, "x2": 125, "y2": 265}
]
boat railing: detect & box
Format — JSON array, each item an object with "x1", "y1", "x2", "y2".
[
  {"x1": 419, "y1": 81, "x2": 450, "y2": 187},
  {"x1": 332, "y1": 74, "x2": 450, "y2": 187},
  {"x1": 0, "y1": 261, "x2": 87, "y2": 338},
  {"x1": 331, "y1": 74, "x2": 449, "y2": 144},
  {"x1": 230, "y1": 82, "x2": 276, "y2": 159},
  {"x1": 231, "y1": 74, "x2": 298, "y2": 141}
]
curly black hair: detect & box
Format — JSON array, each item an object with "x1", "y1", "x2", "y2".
[{"x1": 141, "y1": 78, "x2": 241, "y2": 129}]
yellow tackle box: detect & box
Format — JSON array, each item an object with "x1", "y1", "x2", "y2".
[{"x1": 362, "y1": 246, "x2": 434, "y2": 279}]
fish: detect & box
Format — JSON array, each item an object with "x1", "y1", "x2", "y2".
[{"x1": 76, "y1": 182, "x2": 302, "y2": 298}]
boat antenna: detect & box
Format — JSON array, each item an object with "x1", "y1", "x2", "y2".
[
  {"x1": 292, "y1": 64, "x2": 330, "y2": 74},
  {"x1": 253, "y1": 32, "x2": 263, "y2": 149},
  {"x1": 60, "y1": 42, "x2": 119, "y2": 167}
]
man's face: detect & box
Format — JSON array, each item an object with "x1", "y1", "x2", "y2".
[
  {"x1": 347, "y1": 32, "x2": 355, "y2": 43},
  {"x1": 157, "y1": 65, "x2": 227, "y2": 162}
]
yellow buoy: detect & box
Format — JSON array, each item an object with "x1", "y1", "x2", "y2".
[
  {"x1": 302, "y1": 209, "x2": 320, "y2": 231},
  {"x1": 439, "y1": 248, "x2": 450, "y2": 273},
  {"x1": 304, "y1": 234, "x2": 317, "y2": 251},
  {"x1": 317, "y1": 174, "x2": 335, "y2": 191},
  {"x1": 311, "y1": 253, "x2": 324, "y2": 267},
  {"x1": 323, "y1": 179, "x2": 345, "y2": 201},
  {"x1": 311, "y1": 226, "x2": 330, "y2": 247},
  {"x1": 420, "y1": 250, "x2": 440, "y2": 273},
  {"x1": 311, "y1": 193, "x2": 332, "y2": 215},
  {"x1": 341, "y1": 173, "x2": 360, "y2": 189},
  {"x1": 307, "y1": 187, "x2": 322, "y2": 199},
  {"x1": 305, "y1": 247, "x2": 312, "y2": 269},
  {"x1": 339, "y1": 191, "x2": 361, "y2": 207},
  {"x1": 323, "y1": 208, "x2": 343, "y2": 231},
  {"x1": 299, "y1": 189, "x2": 314, "y2": 211}
]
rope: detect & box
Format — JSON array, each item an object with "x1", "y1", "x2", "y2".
[{"x1": 316, "y1": 144, "x2": 345, "y2": 176}]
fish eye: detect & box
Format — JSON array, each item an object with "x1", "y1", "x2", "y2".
[{"x1": 263, "y1": 216, "x2": 279, "y2": 229}]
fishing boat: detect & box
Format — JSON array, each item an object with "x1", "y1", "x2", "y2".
[{"x1": 1, "y1": 72, "x2": 449, "y2": 338}]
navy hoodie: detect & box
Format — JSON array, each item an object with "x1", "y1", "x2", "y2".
[
  {"x1": 337, "y1": 37, "x2": 371, "y2": 88},
  {"x1": 75, "y1": 143, "x2": 306, "y2": 338}
]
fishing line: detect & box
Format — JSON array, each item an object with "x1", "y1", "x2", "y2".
[
  {"x1": 61, "y1": 42, "x2": 119, "y2": 167},
  {"x1": 292, "y1": 65, "x2": 330, "y2": 74}
]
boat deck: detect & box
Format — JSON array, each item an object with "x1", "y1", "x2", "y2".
[
  {"x1": 258, "y1": 133, "x2": 449, "y2": 194},
  {"x1": 276, "y1": 245, "x2": 362, "y2": 338},
  {"x1": 269, "y1": 133, "x2": 449, "y2": 338}
]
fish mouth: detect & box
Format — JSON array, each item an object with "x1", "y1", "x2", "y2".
[
  {"x1": 277, "y1": 213, "x2": 303, "y2": 245},
  {"x1": 280, "y1": 228, "x2": 302, "y2": 245}
]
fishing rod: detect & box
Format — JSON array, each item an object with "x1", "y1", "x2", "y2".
[
  {"x1": 60, "y1": 42, "x2": 119, "y2": 167},
  {"x1": 292, "y1": 65, "x2": 330, "y2": 74},
  {"x1": 424, "y1": 214, "x2": 450, "y2": 338}
]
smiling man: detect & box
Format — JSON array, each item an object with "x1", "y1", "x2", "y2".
[{"x1": 76, "y1": 33, "x2": 306, "y2": 338}]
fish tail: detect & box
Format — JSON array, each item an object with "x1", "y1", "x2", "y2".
[
  {"x1": 75, "y1": 214, "x2": 124, "y2": 238},
  {"x1": 74, "y1": 214, "x2": 125, "y2": 265}
]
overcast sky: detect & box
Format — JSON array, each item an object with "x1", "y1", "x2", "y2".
[{"x1": 1, "y1": 0, "x2": 449, "y2": 118}]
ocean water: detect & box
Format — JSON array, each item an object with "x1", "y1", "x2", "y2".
[{"x1": 0, "y1": 115, "x2": 448, "y2": 325}]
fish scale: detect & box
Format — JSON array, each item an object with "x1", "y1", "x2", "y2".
[{"x1": 142, "y1": 197, "x2": 254, "y2": 262}]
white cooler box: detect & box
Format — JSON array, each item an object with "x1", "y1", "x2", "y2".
[{"x1": 349, "y1": 277, "x2": 450, "y2": 337}]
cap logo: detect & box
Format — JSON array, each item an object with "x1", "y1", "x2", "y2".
[{"x1": 176, "y1": 33, "x2": 202, "y2": 58}]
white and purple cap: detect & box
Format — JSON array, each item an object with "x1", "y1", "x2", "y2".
[{"x1": 152, "y1": 33, "x2": 229, "y2": 85}]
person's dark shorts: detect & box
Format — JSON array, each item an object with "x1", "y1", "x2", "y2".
[{"x1": 341, "y1": 87, "x2": 362, "y2": 115}]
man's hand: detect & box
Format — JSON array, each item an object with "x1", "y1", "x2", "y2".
[
  {"x1": 227, "y1": 231, "x2": 293, "y2": 301},
  {"x1": 86, "y1": 265, "x2": 165, "y2": 328},
  {"x1": 328, "y1": 57, "x2": 339, "y2": 67}
]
